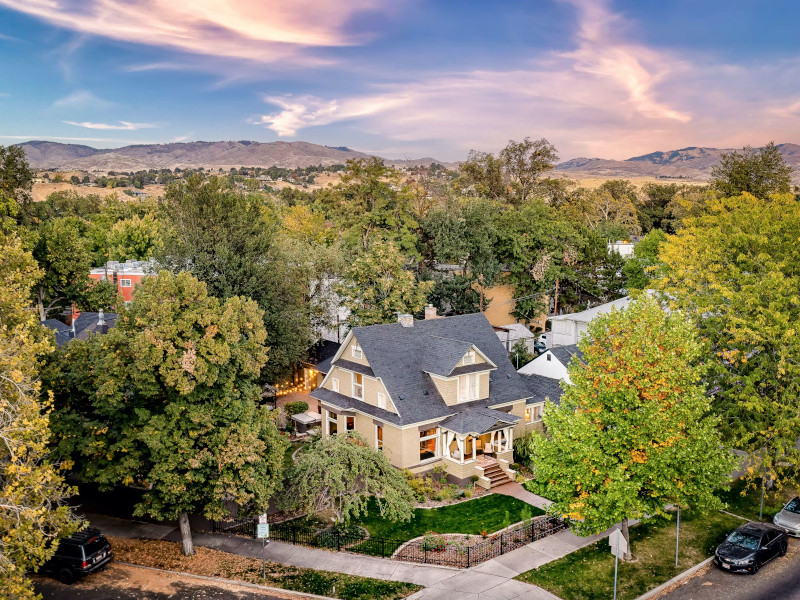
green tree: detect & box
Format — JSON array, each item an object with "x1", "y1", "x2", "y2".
[
  {"x1": 159, "y1": 175, "x2": 313, "y2": 381},
  {"x1": 286, "y1": 432, "x2": 416, "y2": 524},
  {"x1": 107, "y1": 213, "x2": 164, "y2": 261},
  {"x1": 29, "y1": 217, "x2": 115, "y2": 320},
  {"x1": 637, "y1": 183, "x2": 685, "y2": 232},
  {"x1": 0, "y1": 235, "x2": 78, "y2": 598},
  {"x1": 657, "y1": 193, "x2": 800, "y2": 492},
  {"x1": 622, "y1": 229, "x2": 668, "y2": 290},
  {"x1": 45, "y1": 272, "x2": 287, "y2": 556},
  {"x1": 564, "y1": 186, "x2": 641, "y2": 239},
  {"x1": 500, "y1": 137, "x2": 559, "y2": 205},
  {"x1": 510, "y1": 339, "x2": 534, "y2": 369},
  {"x1": 336, "y1": 240, "x2": 433, "y2": 327},
  {"x1": 710, "y1": 142, "x2": 793, "y2": 199},
  {"x1": 0, "y1": 145, "x2": 33, "y2": 231},
  {"x1": 533, "y1": 295, "x2": 735, "y2": 559}
]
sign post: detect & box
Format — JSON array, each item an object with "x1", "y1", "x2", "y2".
[
  {"x1": 609, "y1": 528, "x2": 628, "y2": 600},
  {"x1": 675, "y1": 506, "x2": 681, "y2": 568},
  {"x1": 257, "y1": 514, "x2": 269, "y2": 581}
]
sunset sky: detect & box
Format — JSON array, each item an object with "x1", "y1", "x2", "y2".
[{"x1": 1, "y1": 0, "x2": 799, "y2": 161}]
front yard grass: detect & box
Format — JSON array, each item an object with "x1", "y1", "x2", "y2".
[
  {"x1": 717, "y1": 477, "x2": 797, "y2": 522},
  {"x1": 516, "y1": 508, "x2": 742, "y2": 600},
  {"x1": 109, "y1": 536, "x2": 420, "y2": 600},
  {"x1": 354, "y1": 494, "x2": 543, "y2": 542}
]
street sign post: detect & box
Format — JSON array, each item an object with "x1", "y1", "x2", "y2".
[
  {"x1": 257, "y1": 514, "x2": 270, "y2": 578},
  {"x1": 257, "y1": 523, "x2": 269, "y2": 538},
  {"x1": 609, "y1": 528, "x2": 627, "y2": 600}
]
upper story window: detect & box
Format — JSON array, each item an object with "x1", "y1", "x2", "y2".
[
  {"x1": 351, "y1": 344, "x2": 363, "y2": 360},
  {"x1": 458, "y1": 373, "x2": 479, "y2": 402},
  {"x1": 331, "y1": 378, "x2": 339, "y2": 393},
  {"x1": 377, "y1": 392, "x2": 386, "y2": 409},
  {"x1": 353, "y1": 373, "x2": 363, "y2": 400},
  {"x1": 120, "y1": 279, "x2": 132, "y2": 288},
  {"x1": 463, "y1": 350, "x2": 476, "y2": 365}
]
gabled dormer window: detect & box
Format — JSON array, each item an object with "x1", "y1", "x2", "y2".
[
  {"x1": 353, "y1": 373, "x2": 363, "y2": 400},
  {"x1": 351, "y1": 345, "x2": 363, "y2": 360},
  {"x1": 463, "y1": 350, "x2": 476, "y2": 365},
  {"x1": 457, "y1": 373, "x2": 479, "y2": 402}
]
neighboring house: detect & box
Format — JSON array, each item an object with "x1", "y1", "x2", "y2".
[
  {"x1": 550, "y1": 296, "x2": 632, "y2": 347},
  {"x1": 517, "y1": 345, "x2": 584, "y2": 385},
  {"x1": 494, "y1": 323, "x2": 536, "y2": 353},
  {"x1": 309, "y1": 308, "x2": 551, "y2": 489},
  {"x1": 608, "y1": 240, "x2": 635, "y2": 258},
  {"x1": 88, "y1": 259, "x2": 155, "y2": 305},
  {"x1": 42, "y1": 309, "x2": 117, "y2": 346}
]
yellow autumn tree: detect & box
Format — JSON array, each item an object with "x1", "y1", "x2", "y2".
[{"x1": 0, "y1": 234, "x2": 78, "y2": 599}]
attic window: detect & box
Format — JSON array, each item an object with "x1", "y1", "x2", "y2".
[
  {"x1": 351, "y1": 345, "x2": 363, "y2": 360},
  {"x1": 546, "y1": 354, "x2": 552, "y2": 361},
  {"x1": 463, "y1": 350, "x2": 476, "y2": 366}
]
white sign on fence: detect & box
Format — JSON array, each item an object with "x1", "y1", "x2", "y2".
[
  {"x1": 609, "y1": 529, "x2": 628, "y2": 557},
  {"x1": 256, "y1": 523, "x2": 270, "y2": 539},
  {"x1": 258, "y1": 513, "x2": 268, "y2": 525}
]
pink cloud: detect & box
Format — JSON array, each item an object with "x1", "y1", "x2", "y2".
[{"x1": 0, "y1": 0, "x2": 387, "y2": 63}]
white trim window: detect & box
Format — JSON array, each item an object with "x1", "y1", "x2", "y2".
[
  {"x1": 331, "y1": 378, "x2": 339, "y2": 393},
  {"x1": 527, "y1": 403, "x2": 544, "y2": 422},
  {"x1": 326, "y1": 411, "x2": 338, "y2": 436},
  {"x1": 457, "y1": 373, "x2": 479, "y2": 402},
  {"x1": 463, "y1": 350, "x2": 476, "y2": 365},
  {"x1": 377, "y1": 392, "x2": 386, "y2": 410},
  {"x1": 419, "y1": 427, "x2": 438, "y2": 461},
  {"x1": 375, "y1": 424, "x2": 383, "y2": 450},
  {"x1": 120, "y1": 278, "x2": 132, "y2": 288},
  {"x1": 351, "y1": 344, "x2": 363, "y2": 360},
  {"x1": 352, "y1": 373, "x2": 364, "y2": 400}
]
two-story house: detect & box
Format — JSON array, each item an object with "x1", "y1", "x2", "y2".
[{"x1": 309, "y1": 310, "x2": 549, "y2": 489}]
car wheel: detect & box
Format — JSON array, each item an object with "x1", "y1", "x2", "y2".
[
  {"x1": 751, "y1": 561, "x2": 760, "y2": 574},
  {"x1": 780, "y1": 542, "x2": 788, "y2": 557},
  {"x1": 58, "y1": 568, "x2": 75, "y2": 584}
]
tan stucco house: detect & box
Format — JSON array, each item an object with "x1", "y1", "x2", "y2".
[{"x1": 309, "y1": 310, "x2": 557, "y2": 489}]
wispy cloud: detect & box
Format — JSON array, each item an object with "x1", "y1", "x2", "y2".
[
  {"x1": 51, "y1": 90, "x2": 114, "y2": 110},
  {"x1": 252, "y1": 0, "x2": 800, "y2": 159},
  {"x1": 64, "y1": 120, "x2": 158, "y2": 130},
  {"x1": 0, "y1": 0, "x2": 391, "y2": 64},
  {"x1": 0, "y1": 92, "x2": 9, "y2": 98}
]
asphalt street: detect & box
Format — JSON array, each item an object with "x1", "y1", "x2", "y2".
[
  {"x1": 33, "y1": 563, "x2": 306, "y2": 600},
  {"x1": 657, "y1": 536, "x2": 800, "y2": 600}
]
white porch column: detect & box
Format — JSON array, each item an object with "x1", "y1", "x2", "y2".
[
  {"x1": 505, "y1": 427, "x2": 513, "y2": 451},
  {"x1": 457, "y1": 434, "x2": 465, "y2": 465},
  {"x1": 323, "y1": 409, "x2": 329, "y2": 437},
  {"x1": 471, "y1": 435, "x2": 476, "y2": 461}
]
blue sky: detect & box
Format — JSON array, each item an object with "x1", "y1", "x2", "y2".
[{"x1": 1, "y1": 0, "x2": 799, "y2": 161}]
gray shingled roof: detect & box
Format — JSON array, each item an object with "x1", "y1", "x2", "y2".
[
  {"x1": 550, "y1": 345, "x2": 584, "y2": 367},
  {"x1": 521, "y1": 374, "x2": 566, "y2": 406},
  {"x1": 42, "y1": 312, "x2": 118, "y2": 346},
  {"x1": 440, "y1": 407, "x2": 520, "y2": 435},
  {"x1": 421, "y1": 336, "x2": 475, "y2": 377},
  {"x1": 311, "y1": 312, "x2": 532, "y2": 426},
  {"x1": 331, "y1": 359, "x2": 374, "y2": 377}
]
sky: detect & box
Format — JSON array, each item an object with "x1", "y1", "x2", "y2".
[{"x1": 1, "y1": 0, "x2": 799, "y2": 161}]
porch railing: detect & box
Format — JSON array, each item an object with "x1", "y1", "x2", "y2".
[{"x1": 211, "y1": 514, "x2": 567, "y2": 569}]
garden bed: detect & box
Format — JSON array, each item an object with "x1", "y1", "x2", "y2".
[{"x1": 108, "y1": 536, "x2": 420, "y2": 600}]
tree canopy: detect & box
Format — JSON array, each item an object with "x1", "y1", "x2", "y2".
[
  {"x1": 44, "y1": 271, "x2": 286, "y2": 555},
  {"x1": 533, "y1": 295, "x2": 735, "y2": 558},
  {"x1": 710, "y1": 142, "x2": 793, "y2": 199}
]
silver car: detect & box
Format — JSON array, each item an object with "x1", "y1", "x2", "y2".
[{"x1": 773, "y1": 496, "x2": 800, "y2": 537}]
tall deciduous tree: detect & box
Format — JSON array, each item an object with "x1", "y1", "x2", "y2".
[
  {"x1": 533, "y1": 295, "x2": 735, "y2": 559},
  {"x1": 0, "y1": 145, "x2": 33, "y2": 231},
  {"x1": 0, "y1": 235, "x2": 78, "y2": 599},
  {"x1": 45, "y1": 272, "x2": 286, "y2": 556},
  {"x1": 710, "y1": 142, "x2": 793, "y2": 199},
  {"x1": 657, "y1": 193, "x2": 800, "y2": 491},
  {"x1": 106, "y1": 213, "x2": 164, "y2": 261},
  {"x1": 159, "y1": 175, "x2": 312, "y2": 381},
  {"x1": 337, "y1": 240, "x2": 433, "y2": 327},
  {"x1": 287, "y1": 432, "x2": 416, "y2": 525}
]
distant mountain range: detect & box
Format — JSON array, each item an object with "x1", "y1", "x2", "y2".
[
  {"x1": 15, "y1": 140, "x2": 455, "y2": 171},
  {"x1": 556, "y1": 143, "x2": 800, "y2": 181},
  {"x1": 15, "y1": 140, "x2": 800, "y2": 182}
]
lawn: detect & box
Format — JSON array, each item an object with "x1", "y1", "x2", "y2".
[
  {"x1": 354, "y1": 494, "x2": 543, "y2": 542},
  {"x1": 717, "y1": 477, "x2": 797, "y2": 522},
  {"x1": 282, "y1": 440, "x2": 304, "y2": 474},
  {"x1": 517, "y1": 508, "x2": 743, "y2": 600}
]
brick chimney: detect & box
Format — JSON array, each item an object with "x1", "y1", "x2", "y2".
[
  {"x1": 424, "y1": 304, "x2": 438, "y2": 320},
  {"x1": 398, "y1": 314, "x2": 414, "y2": 327}
]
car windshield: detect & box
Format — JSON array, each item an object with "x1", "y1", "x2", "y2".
[
  {"x1": 726, "y1": 531, "x2": 760, "y2": 551},
  {"x1": 784, "y1": 497, "x2": 800, "y2": 514}
]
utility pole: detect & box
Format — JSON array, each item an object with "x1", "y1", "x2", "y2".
[{"x1": 553, "y1": 278, "x2": 559, "y2": 316}]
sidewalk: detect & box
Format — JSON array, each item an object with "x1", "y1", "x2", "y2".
[
  {"x1": 84, "y1": 512, "x2": 618, "y2": 600},
  {"x1": 491, "y1": 482, "x2": 552, "y2": 511}
]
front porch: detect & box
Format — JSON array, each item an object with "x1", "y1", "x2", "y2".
[{"x1": 439, "y1": 408, "x2": 519, "y2": 489}]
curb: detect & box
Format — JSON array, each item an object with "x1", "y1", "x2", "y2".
[
  {"x1": 117, "y1": 561, "x2": 338, "y2": 599},
  {"x1": 634, "y1": 557, "x2": 713, "y2": 600}
]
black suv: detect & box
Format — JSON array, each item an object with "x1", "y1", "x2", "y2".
[{"x1": 40, "y1": 527, "x2": 114, "y2": 584}]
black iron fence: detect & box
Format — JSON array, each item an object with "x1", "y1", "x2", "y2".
[{"x1": 212, "y1": 515, "x2": 567, "y2": 569}]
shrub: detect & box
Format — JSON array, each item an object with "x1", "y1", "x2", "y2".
[
  {"x1": 438, "y1": 487, "x2": 455, "y2": 502},
  {"x1": 513, "y1": 430, "x2": 543, "y2": 466},
  {"x1": 285, "y1": 401, "x2": 309, "y2": 416},
  {"x1": 463, "y1": 488, "x2": 473, "y2": 498},
  {"x1": 469, "y1": 475, "x2": 479, "y2": 483},
  {"x1": 420, "y1": 532, "x2": 447, "y2": 552},
  {"x1": 404, "y1": 470, "x2": 435, "y2": 500}
]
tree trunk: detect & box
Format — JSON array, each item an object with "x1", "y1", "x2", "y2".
[
  {"x1": 179, "y1": 512, "x2": 194, "y2": 556},
  {"x1": 621, "y1": 517, "x2": 632, "y2": 561},
  {"x1": 37, "y1": 287, "x2": 46, "y2": 322}
]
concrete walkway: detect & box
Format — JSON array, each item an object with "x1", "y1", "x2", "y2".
[
  {"x1": 83, "y1": 512, "x2": 619, "y2": 600},
  {"x1": 491, "y1": 482, "x2": 552, "y2": 511}
]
